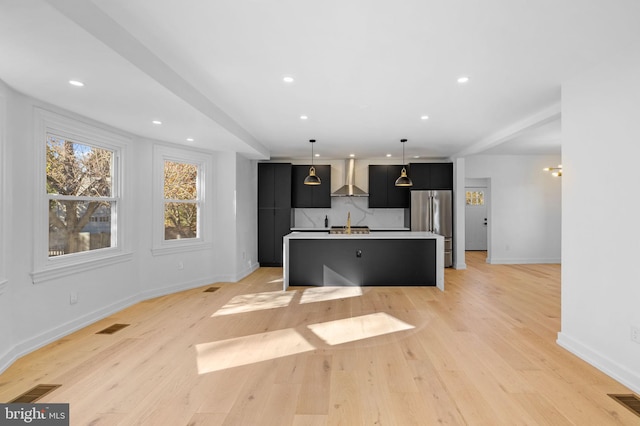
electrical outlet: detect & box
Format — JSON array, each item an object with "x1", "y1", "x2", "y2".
[
  {"x1": 177, "y1": 261, "x2": 184, "y2": 270},
  {"x1": 69, "y1": 291, "x2": 78, "y2": 305},
  {"x1": 631, "y1": 326, "x2": 640, "y2": 344}
]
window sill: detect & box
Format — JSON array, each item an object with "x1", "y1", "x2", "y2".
[
  {"x1": 31, "y1": 252, "x2": 133, "y2": 284},
  {"x1": 151, "y1": 241, "x2": 213, "y2": 256}
]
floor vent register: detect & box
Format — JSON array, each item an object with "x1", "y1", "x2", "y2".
[
  {"x1": 96, "y1": 323, "x2": 130, "y2": 335},
  {"x1": 608, "y1": 394, "x2": 640, "y2": 418},
  {"x1": 9, "y1": 384, "x2": 61, "y2": 403}
]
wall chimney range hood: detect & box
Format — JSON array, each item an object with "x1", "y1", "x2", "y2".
[{"x1": 331, "y1": 158, "x2": 368, "y2": 197}]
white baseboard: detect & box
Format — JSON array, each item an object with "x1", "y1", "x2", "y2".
[
  {"x1": 0, "y1": 267, "x2": 261, "y2": 375},
  {"x1": 0, "y1": 293, "x2": 137, "y2": 375},
  {"x1": 557, "y1": 331, "x2": 640, "y2": 394},
  {"x1": 234, "y1": 262, "x2": 260, "y2": 281},
  {"x1": 488, "y1": 257, "x2": 561, "y2": 264}
]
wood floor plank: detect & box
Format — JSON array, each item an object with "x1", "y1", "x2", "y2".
[{"x1": 1, "y1": 251, "x2": 638, "y2": 425}]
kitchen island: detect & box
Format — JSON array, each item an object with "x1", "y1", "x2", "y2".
[{"x1": 283, "y1": 231, "x2": 444, "y2": 290}]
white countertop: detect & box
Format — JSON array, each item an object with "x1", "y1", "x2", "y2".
[
  {"x1": 284, "y1": 231, "x2": 443, "y2": 240},
  {"x1": 290, "y1": 227, "x2": 410, "y2": 232}
]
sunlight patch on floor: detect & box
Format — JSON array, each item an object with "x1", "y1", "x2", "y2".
[
  {"x1": 212, "y1": 290, "x2": 296, "y2": 316},
  {"x1": 299, "y1": 286, "x2": 363, "y2": 304},
  {"x1": 196, "y1": 329, "x2": 315, "y2": 374},
  {"x1": 307, "y1": 312, "x2": 415, "y2": 346}
]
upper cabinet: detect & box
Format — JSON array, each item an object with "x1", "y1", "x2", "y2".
[
  {"x1": 258, "y1": 162, "x2": 292, "y2": 208},
  {"x1": 368, "y1": 165, "x2": 410, "y2": 208},
  {"x1": 408, "y1": 163, "x2": 453, "y2": 190},
  {"x1": 291, "y1": 165, "x2": 332, "y2": 208}
]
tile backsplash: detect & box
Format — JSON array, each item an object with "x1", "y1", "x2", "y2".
[{"x1": 293, "y1": 197, "x2": 408, "y2": 229}]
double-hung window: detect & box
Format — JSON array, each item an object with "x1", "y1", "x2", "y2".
[
  {"x1": 47, "y1": 135, "x2": 116, "y2": 255},
  {"x1": 152, "y1": 145, "x2": 211, "y2": 254},
  {"x1": 33, "y1": 109, "x2": 130, "y2": 283},
  {"x1": 163, "y1": 159, "x2": 199, "y2": 240}
]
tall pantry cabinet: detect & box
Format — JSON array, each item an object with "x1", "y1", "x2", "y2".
[{"x1": 257, "y1": 163, "x2": 292, "y2": 266}]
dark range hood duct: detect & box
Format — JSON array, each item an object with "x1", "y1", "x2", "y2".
[{"x1": 331, "y1": 158, "x2": 368, "y2": 197}]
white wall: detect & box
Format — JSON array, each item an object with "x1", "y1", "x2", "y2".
[
  {"x1": 0, "y1": 84, "x2": 256, "y2": 373},
  {"x1": 235, "y1": 154, "x2": 259, "y2": 278},
  {"x1": 558, "y1": 49, "x2": 640, "y2": 393},
  {"x1": 0, "y1": 84, "x2": 11, "y2": 363},
  {"x1": 465, "y1": 154, "x2": 562, "y2": 264}
]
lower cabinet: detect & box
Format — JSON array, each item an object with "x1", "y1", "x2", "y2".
[
  {"x1": 258, "y1": 208, "x2": 290, "y2": 266},
  {"x1": 288, "y1": 238, "x2": 436, "y2": 286}
]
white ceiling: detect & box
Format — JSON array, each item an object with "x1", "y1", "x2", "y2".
[{"x1": 1, "y1": 0, "x2": 639, "y2": 160}]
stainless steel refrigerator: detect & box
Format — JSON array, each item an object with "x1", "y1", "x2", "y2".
[{"x1": 411, "y1": 190, "x2": 453, "y2": 267}]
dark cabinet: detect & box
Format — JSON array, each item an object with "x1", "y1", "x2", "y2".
[
  {"x1": 368, "y1": 165, "x2": 410, "y2": 208},
  {"x1": 408, "y1": 163, "x2": 453, "y2": 190},
  {"x1": 258, "y1": 163, "x2": 292, "y2": 266},
  {"x1": 288, "y1": 238, "x2": 436, "y2": 286},
  {"x1": 258, "y1": 162, "x2": 292, "y2": 208},
  {"x1": 291, "y1": 165, "x2": 331, "y2": 208}
]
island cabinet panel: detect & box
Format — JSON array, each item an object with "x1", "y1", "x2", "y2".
[
  {"x1": 291, "y1": 165, "x2": 331, "y2": 208},
  {"x1": 368, "y1": 165, "x2": 410, "y2": 208},
  {"x1": 408, "y1": 163, "x2": 453, "y2": 190},
  {"x1": 258, "y1": 163, "x2": 292, "y2": 266},
  {"x1": 288, "y1": 238, "x2": 436, "y2": 286}
]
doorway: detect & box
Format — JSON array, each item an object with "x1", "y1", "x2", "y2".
[{"x1": 465, "y1": 179, "x2": 490, "y2": 257}]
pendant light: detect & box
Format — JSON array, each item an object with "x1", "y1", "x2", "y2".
[
  {"x1": 395, "y1": 138, "x2": 413, "y2": 187},
  {"x1": 304, "y1": 139, "x2": 321, "y2": 185}
]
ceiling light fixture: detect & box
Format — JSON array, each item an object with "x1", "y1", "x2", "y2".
[
  {"x1": 386, "y1": 154, "x2": 392, "y2": 157},
  {"x1": 186, "y1": 138, "x2": 194, "y2": 142},
  {"x1": 304, "y1": 139, "x2": 321, "y2": 185},
  {"x1": 543, "y1": 164, "x2": 563, "y2": 177},
  {"x1": 300, "y1": 115, "x2": 308, "y2": 120},
  {"x1": 69, "y1": 80, "x2": 84, "y2": 87},
  {"x1": 283, "y1": 76, "x2": 294, "y2": 83},
  {"x1": 420, "y1": 115, "x2": 429, "y2": 120},
  {"x1": 457, "y1": 76, "x2": 470, "y2": 84},
  {"x1": 152, "y1": 120, "x2": 162, "y2": 125},
  {"x1": 395, "y1": 139, "x2": 413, "y2": 187}
]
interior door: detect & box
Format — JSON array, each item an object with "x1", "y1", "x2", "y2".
[{"x1": 465, "y1": 187, "x2": 487, "y2": 250}]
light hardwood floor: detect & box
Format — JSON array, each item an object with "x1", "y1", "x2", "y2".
[{"x1": 1, "y1": 251, "x2": 638, "y2": 425}]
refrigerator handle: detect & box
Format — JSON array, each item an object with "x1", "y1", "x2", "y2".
[{"x1": 429, "y1": 195, "x2": 434, "y2": 232}]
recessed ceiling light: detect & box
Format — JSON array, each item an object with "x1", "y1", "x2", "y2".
[
  {"x1": 186, "y1": 138, "x2": 194, "y2": 142},
  {"x1": 300, "y1": 115, "x2": 308, "y2": 120},
  {"x1": 315, "y1": 153, "x2": 320, "y2": 157},
  {"x1": 413, "y1": 155, "x2": 421, "y2": 159},
  {"x1": 457, "y1": 76, "x2": 470, "y2": 84},
  {"x1": 386, "y1": 154, "x2": 392, "y2": 157},
  {"x1": 349, "y1": 154, "x2": 355, "y2": 157},
  {"x1": 420, "y1": 115, "x2": 429, "y2": 120},
  {"x1": 69, "y1": 80, "x2": 84, "y2": 87},
  {"x1": 283, "y1": 76, "x2": 294, "y2": 83},
  {"x1": 152, "y1": 120, "x2": 162, "y2": 125}
]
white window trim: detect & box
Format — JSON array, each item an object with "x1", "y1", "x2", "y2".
[
  {"x1": 31, "y1": 108, "x2": 132, "y2": 284},
  {"x1": 152, "y1": 144, "x2": 213, "y2": 256}
]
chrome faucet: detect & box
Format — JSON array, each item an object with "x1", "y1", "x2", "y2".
[{"x1": 346, "y1": 211, "x2": 351, "y2": 234}]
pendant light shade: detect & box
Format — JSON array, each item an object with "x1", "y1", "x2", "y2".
[
  {"x1": 304, "y1": 139, "x2": 321, "y2": 185},
  {"x1": 395, "y1": 139, "x2": 413, "y2": 187}
]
